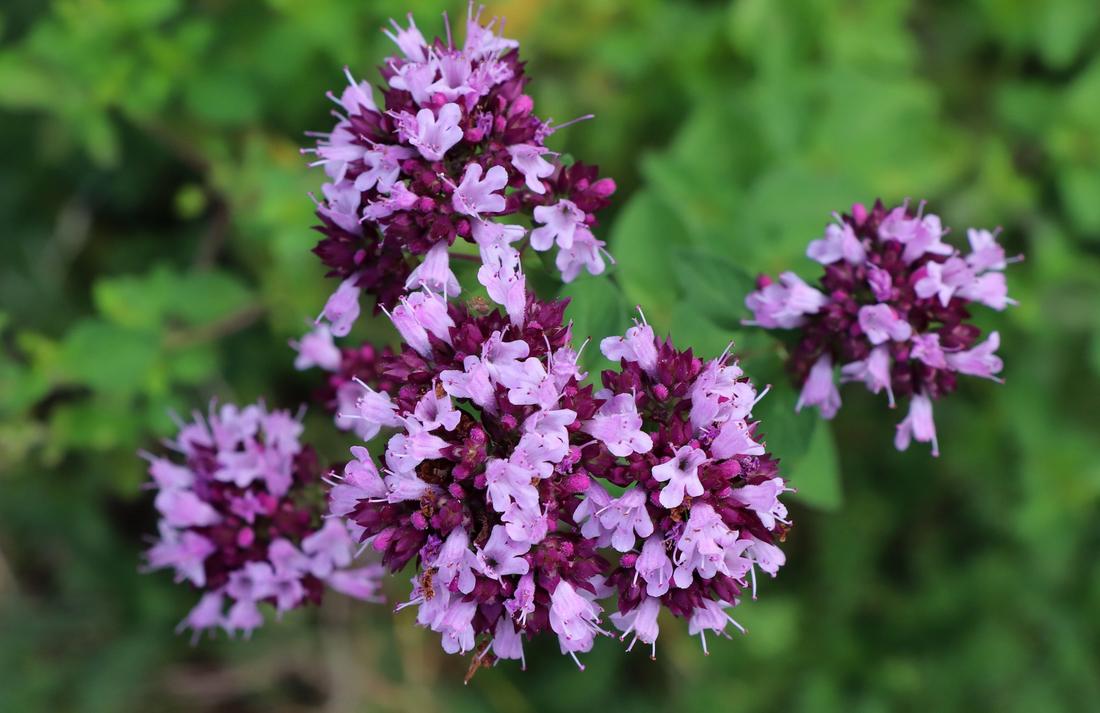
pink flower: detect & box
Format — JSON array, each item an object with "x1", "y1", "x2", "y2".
[
  {"x1": 475, "y1": 525, "x2": 531, "y2": 579},
  {"x1": 795, "y1": 353, "x2": 841, "y2": 419},
  {"x1": 729, "y1": 479, "x2": 790, "y2": 530},
  {"x1": 895, "y1": 390, "x2": 939, "y2": 456},
  {"x1": 176, "y1": 591, "x2": 225, "y2": 644},
  {"x1": 914, "y1": 257, "x2": 975, "y2": 307},
  {"x1": 744, "y1": 271, "x2": 829, "y2": 329},
  {"x1": 600, "y1": 317, "x2": 658, "y2": 376},
  {"x1": 383, "y1": 13, "x2": 429, "y2": 63},
  {"x1": 858, "y1": 304, "x2": 913, "y2": 345},
  {"x1": 652, "y1": 445, "x2": 708, "y2": 509},
  {"x1": 549, "y1": 580, "x2": 605, "y2": 658},
  {"x1": 581, "y1": 390, "x2": 653, "y2": 457},
  {"x1": 145, "y1": 522, "x2": 216, "y2": 586},
  {"x1": 866, "y1": 263, "x2": 894, "y2": 302},
  {"x1": 463, "y1": 4, "x2": 519, "y2": 59},
  {"x1": 610, "y1": 596, "x2": 661, "y2": 659},
  {"x1": 598, "y1": 487, "x2": 655, "y2": 552},
  {"x1": 327, "y1": 565, "x2": 385, "y2": 602},
  {"x1": 332, "y1": 66, "x2": 378, "y2": 116},
  {"x1": 452, "y1": 163, "x2": 508, "y2": 217},
  {"x1": 318, "y1": 274, "x2": 362, "y2": 337},
  {"x1": 965, "y1": 227, "x2": 1013, "y2": 272},
  {"x1": 531, "y1": 199, "x2": 585, "y2": 250},
  {"x1": 405, "y1": 241, "x2": 461, "y2": 296},
  {"x1": 409, "y1": 104, "x2": 464, "y2": 161},
  {"x1": 840, "y1": 345, "x2": 895, "y2": 407},
  {"x1": 910, "y1": 333, "x2": 948, "y2": 369},
  {"x1": 354, "y1": 144, "x2": 418, "y2": 193},
  {"x1": 806, "y1": 217, "x2": 866, "y2": 265},
  {"x1": 555, "y1": 227, "x2": 608, "y2": 282},
  {"x1": 387, "y1": 289, "x2": 455, "y2": 356},
  {"x1": 945, "y1": 331, "x2": 1004, "y2": 381},
  {"x1": 710, "y1": 418, "x2": 765, "y2": 459},
  {"x1": 290, "y1": 323, "x2": 342, "y2": 372},
  {"x1": 635, "y1": 535, "x2": 674, "y2": 597},
  {"x1": 508, "y1": 144, "x2": 556, "y2": 194},
  {"x1": 956, "y1": 271, "x2": 1018, "y2": 311},
  {"x1": 687, "y1": 599, "x2": 745, "y2": 655}
]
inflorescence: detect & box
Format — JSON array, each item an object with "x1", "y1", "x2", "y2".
[
  {"x1": 306, "y1": 2, "x2": 615, "y2": 340},
  {"x1": 142, "y1": 401, "x2": 384, "y2": 642},
  {"x1": 327, "y1": 298, "x2": 789, "y2": 673},
  {"x1": 743, "y1": 199, "x2": 1020, "y2": 456}
]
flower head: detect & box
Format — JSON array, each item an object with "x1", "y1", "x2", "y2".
[
  {"x1": 142, "y1": 401, "x2": 384, "y2": 641},
  {"x1": 743, "y1": 199, "x2": 1020, "y2": 455}
]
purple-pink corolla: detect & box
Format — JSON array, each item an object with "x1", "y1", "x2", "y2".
[{"x1": 743, "y1": 199, "x2": 1020, "y2": 456}]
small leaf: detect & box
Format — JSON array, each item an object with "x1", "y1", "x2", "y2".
[
  {"x1": 785, "y1": 417, "x2": 843, "y2": 511},
  {"x1": 58, "y1": 321, "x2": 161, "y2": 396},
  {"x1": 670, "y1": 247, "x2": 756, "y2": 330}
]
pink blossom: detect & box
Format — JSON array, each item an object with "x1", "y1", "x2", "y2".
[
  {"x1": 176, "y1": 591, "x2": 225, "y2": 644},
  {"x1": 354, "y1": 144, "x2": 417, "y2": 193},
  {"x1": 440, "y1": 354, "x2": 498, "y2": 415},
  {"x1": 436, "y1": 528, "x2": 478, "y2": 595},
  {"x1": 807, "y1": 217, "x2": 866, "y2": 265},
  {"x1": 388, "y1": 289, "x2": 455, "y2": 356},
  {"x1": 332, "y1": 66, "x2": 378, "y2": 116},
  {"x1": 508, "y1": 144, "x2": 556, "y2": 194},
  {"x1": 635, "y1": 535, "x2": 674, "y2": 597},
  {"x1": 383, "y1": 13, "x2": 429, "y2": 63},
  {"x1": 598, "y1": 487, "x2": 655, "y2": 552},
  {"x1": 427, "y1": 54, "x2": 475, "y2": 103},
  {"x1": 729, "y1": 479, "x2": 790, "y2": 530},
  {"x1": 895, "y1": 390, "x2": 939, "y2": 456},
  {"x1": 302, "y1": 519, "x2": 354, "y2": 578},
  {"x1": 858, "y1": 303, "x2": 913, "y2": 345},
  {"x1": 471, "y1": 219, "x2": 525, "y2": 262},
  {"x1": 330, "y1": 446, "x2": 387, "y2": 517},
  {"x1": 492, "y1": 615, "x2": 527, "y2": 667},
  {"x1": 502, "y1": 500, "x2": 549, "y2": 544},
  {"x1": 499, "y1": 357, "x2": 558, "y2": 409},
  {"x1": 795, "y1": 353, "x2": 841, "y2": 419},
  {"x1": 581, "y1": 390, "x2": 653, "y2": 458},
  {"x1": 477, "y1": 252, "x2": 526, "y2": 328},
  {"x1": 956, "y1": 271, "x2": 1018, "y2": 311},
  {"x1": 405, "y1": 241, "x2": 461, "y2": 296},
  {"x1": 687, "y1": 599, "x2": 745, "y2": 654},
  {"x1": 475, "y1": 525, "x2": 531, "y2": 579},
  {"x1": 345, "y1": 384, "x2": 398, "y2": 442},
  {"x1": 555, "y1": 227, "x2": 608, "y2": 282},
  {"x1": 743, "y1": 271, "x2": 829, "y2": 329},
  {"x1": 549, "y1": 580, "x2": 605, "y2": 657},
  {"x1": 574, "y1": 482, "x2": 614, "y2": 546},
  {"x1": 145, "y1": 522, "x2": 216, "y2": 586},
  {"x1": 914, "y1": 257, "x2": 975, "y2": 307},
  {"x1": 710, "y1": 418, "x2": 765, "y2": 459},
  {"x1": 463, "y1": 4, "x2": 520, "y2": 59},
  {"x1": 413, "y1": 385, "x2": 462, "y2": 432},
  {"x1": 326, "y1": 565, "x2": 385, "y2": 602},
  {"x1": 290, "y1": 322, "x2": 342, "y2": 372},
  {"x1": 747, "y1": 533, "x2": 786, "y2": 576},
  {"x1": 452, "y1": 163, "x2": 508, "y2": 217},
  {"x1": 531, "y1": 199, "x2": 585, "y2": 250},
  {"x1": 155, "y1": 489, "x2": 222, "y2": 528},
  {"x1": 610, "y1": 596, "x2": 661, "y2": 659},
  {"x1": 945, "y1": 331, "x2": 1004, "y2": 381},
  {"x1": 866, "y1": 263, "x2": 894, "y2": 302},
  {"x1": 318, "y1": 274, "x2": 362, "y2": 337},
  {"x1": 910, "y1": 333, "x2": 948, "y2": 369},
  {"x1": 840, "y1": 345, "x2": 895, "y2": 407},
  {"x1": 652, "y1": 445, "x2": 708, "y2": 509},
  {"x1": 318, "y1": 181, "x2": 363, "y2": 235},
  {"x1": 485, "y1": 457, "x2": 540, "y2": 513},
  {"x1": 408, "y1": 104, "x2": 464, "y2": 161},
  {"x1": 673, "y1": 503, "x2": 736, "y2": 587},
  {"x1": 363, "y1": 180, "x2": 419, "y2": 222},
  {"x1": 965, "y1": 227, "x2": 1013, "y2": 272},
  {"x1": 600, "y1": 318, "x2": 658, "y2": 376}
]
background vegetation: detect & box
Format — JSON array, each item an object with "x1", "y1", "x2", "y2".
[{"x1": 2, "y1": 0, "x2": 1100, "y2": 711}]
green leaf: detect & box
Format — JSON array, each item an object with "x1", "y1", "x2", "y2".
[
  {"x1": 670, "y1": 247, "x2": 755, "y2": 330},
  {"x1": 559, "y1": 274, "x2": 628, "y2": 377},
  {"x1": 785, "y1": 417, "x2": 843, "y2": 511},
  {"x1": 58, "y1": 320, "x2": 161, "y2": 396},
  {"x1": 606, "y1": 189, "x2": 686, "y2": 329},
  {"x1": 172, "y1": 271, "x2": 253, "y2": 325}
]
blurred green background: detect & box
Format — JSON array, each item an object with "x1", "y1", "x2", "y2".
[{"x1": 3, "y1": 0, "x2": 1100, "y2": 711}]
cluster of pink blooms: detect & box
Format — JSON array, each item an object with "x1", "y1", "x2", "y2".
[
  {"x1": 743, "y1": 199, "x2": 1021, "y2": 456},
  {"x1": 142, "y1": 401, "x2": 384, "y2": 642},
  {"x1": 328, "y1": 297, "x2": 790, "y2": 672},
  {"x1": 306, "y1": 2, "x2": 615, "y2": 342}
]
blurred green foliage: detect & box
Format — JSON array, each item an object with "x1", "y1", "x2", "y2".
[{"x1": 2, "y1": 0, "x2": 1100, "y2": 711}]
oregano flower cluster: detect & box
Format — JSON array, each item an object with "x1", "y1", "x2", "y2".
[
  {"x1": 305, "y1": 2, "x2": 615, "y2": 340},
  {"x1": 328, "y1": 299, "x2": 788, "y2": 672},
  {"x1": 142, "y1": 402, "x2": 384, "y2": 642},
  {"x1": 743, "y1": 199, "x2": 1020, "y2": 455}
]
